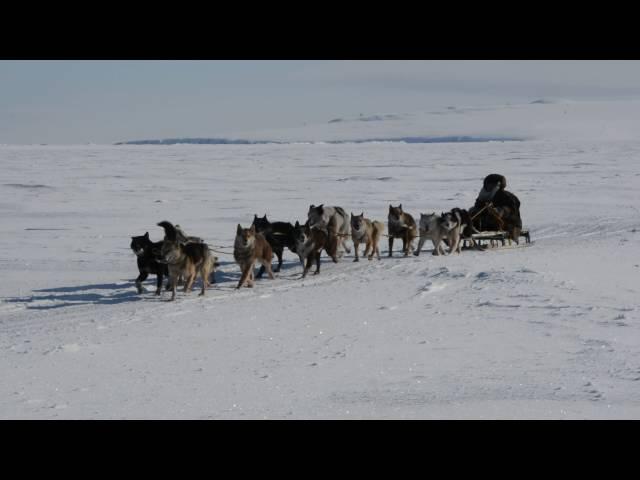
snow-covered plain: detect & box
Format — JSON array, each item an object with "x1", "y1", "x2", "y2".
[{"x1": 1, "y1": 101, "x2": 640, "y2": 419}]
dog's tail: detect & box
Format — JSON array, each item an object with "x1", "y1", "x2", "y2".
[{"x1": 157, "y1": 221, "x2": 177, "y2": 241}]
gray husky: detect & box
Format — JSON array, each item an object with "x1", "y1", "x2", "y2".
[
  {"x1": 414, "y1": 213, "x2": 443, "y2": 256},
  {"x1": 162, "y1": 223, "x2": 213, "y2": 285},
  {"x1": 307, "y1": 204, "x2": 351, "y2": 257}
]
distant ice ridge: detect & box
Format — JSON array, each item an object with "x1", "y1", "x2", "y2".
[
  {"x1": 115, "y1": 135, "x2": 523, "y2": 146},
  {"x1": 114, "y1": 99, "x2": 640, "y2": 146}
]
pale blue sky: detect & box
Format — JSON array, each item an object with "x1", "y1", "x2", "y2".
[{"x1": 2, "y1": 60, "x2": 640, "y2": 144}]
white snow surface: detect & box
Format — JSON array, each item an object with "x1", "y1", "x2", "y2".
[{"x1": 2, "y1": 101, "x2": 640, "y2": 419}]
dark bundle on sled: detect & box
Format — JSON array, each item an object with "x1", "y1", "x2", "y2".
[{"x1": 468, "y1": 173, "x2": 523, "y2": 243}]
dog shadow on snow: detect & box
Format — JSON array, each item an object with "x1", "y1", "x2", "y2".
[
  {"x1": 5, "y1": 258, "x2": 335, "y2": 310},
  {"x1": 5, "y1": 281, "x2": 145, "y2": 310},
  {"x1": 213, "y1": 258, "x2": 305, "y2": 285}
]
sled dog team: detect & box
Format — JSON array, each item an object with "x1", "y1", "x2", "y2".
[
  {"x1": 131, "y1": 204, "x2": 476, "y2": 300},
  {"x1": 130, "y1": 174, "x2": 522, "y2": 299}
]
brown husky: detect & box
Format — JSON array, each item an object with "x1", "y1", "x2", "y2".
[
  {"x1": 301, "y1": 225, "x2": 339, "y2": 278},
  {"x1": 234, "y1": 224, "x2": 274, "y2": 289},
  {"x1": 157, "y1": 221, "x2": 214, "y2": 301},
  {"x1": 387, "y1": 204, "x2": 417, "y2": 257},
  {"x1": 350, "y1": 212, "x2": 384, "y2": 261}
]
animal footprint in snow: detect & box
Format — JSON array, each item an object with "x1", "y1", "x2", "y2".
[
  {"x1": 419, "y1": 282, "x2": 447, "y2": 296},
  {"x1": 378, "y1": 305, "x2": 398, "y2": 311}
]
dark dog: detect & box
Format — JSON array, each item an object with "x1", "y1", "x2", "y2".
[
  {"x1": 292, "y1": 220, "x2": 309, "y2": 267},
  {"x1": 300, "y1": 225, "x2": 339, "y2": 278},
  {"x1": 130, "y1": 232, "x2": 170, "y2": 295},
  {"x1": 251, "y1": 214, "x2": 299, "y2": 277},
  {"x1": 388, "y1": 204, "x2": 418, "y2": 257}
]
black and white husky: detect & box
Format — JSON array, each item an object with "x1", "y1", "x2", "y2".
[
  {"x1": 414, "y1": 211, "x2": 464, "y2": 256},
  {"x1": 439, "y1": 211, "x2": 463, "y2": 254}
]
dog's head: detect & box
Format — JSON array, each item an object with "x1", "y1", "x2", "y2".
[
  {"x1": 235, "y1": 224, "x2": 256, "y2": 248},
  {"x1": 130, "y1": 232, "x2": 151, "y2": 256},
  {"x1": 308, "y1": 204, "x2": 327, "y2": 229},
  {"x1": 308, "y1": 204, "x2": 324, "y2": 216},
  {"x1": 350, "y1": 212, "x2": 365, "y2": 232},
  {"x1": 291, "y1": 220, "x2": 308, "y2": 253},
  {"x1": 439, "y1": 212, "x2": 459, "y2": 231},
  {"x1": 388, "y1": 204, "x2": 405, "y2": 223},
  {"x1": 158, "y1": 238, "x2": 182, "y2": 265},
  {"x1": 251, "y1": 214, "x2": 271, "y2": 233},
  {"x1": 419, "y1": 213, "x2": 437, "y2": 231},
  {"x1": 451, "y1": 207, "x2": 467, "y2": 217}
]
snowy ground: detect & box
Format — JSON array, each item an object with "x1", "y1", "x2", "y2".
[{"x1": 2, "y1": 107, "x2": 640, "y2": 418}]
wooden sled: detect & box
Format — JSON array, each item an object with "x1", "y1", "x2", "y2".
[{"x1": 461, "y1": 229, "x2": 531, "y2": 249}]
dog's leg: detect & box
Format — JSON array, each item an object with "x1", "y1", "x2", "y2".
[
  {"x1": 155, "y1": 272, "x2": 163, "y2": 295},
  {"x1": 388, "y1": 236, "x2": 394, "y2": 257},
  {"x1": 407, "y1": 231, "x2": 416, "y2": 257},
  {"x1": 135, "y1": 271, "x2": 148, "y2": 294},
  {"x1": 365, "y1": 239, "x2": 373, "y2": 260},
  {"x1": 275, "y1": 247, "x2": 283, "y2": 273},
  {"x1": 342, "y1": 237, "x2": 351, "y2": 254},
  {"x1": 184, "y1": 265, "x2": 197, "y2": 293},
  {"x1": 402, "y1": 232, "x2": 409, "y2": 256},
  {"x1": 414, "y1": 235, "x2": 426, "y2": 256},
  {"x1": 198, "y1": 269, "x2": 207, "y2": 296},
  {"x1": 169, "y1": 271, "x2": 178, "y2": 301},
  {"x1": 263, "y1": 260, "x2": 275, "y2": 280},
  {"x1": 184, "y1": 273, "x2": 194, "y2": 293},
  {"x1": 335, "y1": 236, "x2": 345, "y2": 259},
  {"x1": 353, "y1": 240, "x2": 360, "y2": 262},
  {"x1": 431, "y1": 237, "x2": 442, "y2": 256},
  {"x1": 314, "y1": 250, "x2": 321, "y2": 275},
  {"x1": 302, "y1": 253, "x2": 314, "y2": 278},
  {"x1": 248, "y1": 269, "x2": 255, "y2": 288},
  {"x1": 451, "y1": 236, "x2": 460, "y2": 253},
  {"x1": 330, "y1": 241, "x2": 339, "y2": 263},
  {"x1": 164, "y1": 266, "x2": 172, "y2": 290},
  {"x1": 237, "y1": 264, "x2": 252, "y2": 289}
]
